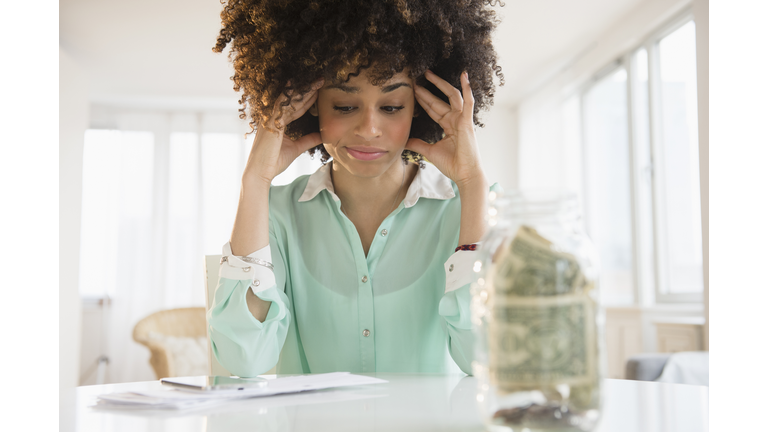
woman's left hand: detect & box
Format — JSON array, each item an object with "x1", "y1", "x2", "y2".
[{"x1": 406, "y1": 70, "x2": 486, "y2": 188}]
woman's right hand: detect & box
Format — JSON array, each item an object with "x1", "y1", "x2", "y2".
[{"x1": 243, "y1": 78, "x2": 325, "y2": 186}]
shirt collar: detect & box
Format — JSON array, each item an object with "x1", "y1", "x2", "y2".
[
  {"x1": 298, "y1": 161, "x2": 455, "y2": 207},
  {"x1": 298, "y1": 162, "x2": 337, "y2": 202}
]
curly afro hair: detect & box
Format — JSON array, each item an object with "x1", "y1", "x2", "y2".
[{"x1": 214, "y1": 0, "x2": 505, "y2": 164}]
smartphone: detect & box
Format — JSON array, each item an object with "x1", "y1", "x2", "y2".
[{"x1": 160, "y1": 375, "x2": 268, "y2": 391}]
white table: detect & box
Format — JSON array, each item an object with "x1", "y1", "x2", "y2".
[{"x1": 67, "y1": 374, "x2": 708, "y2": 432}]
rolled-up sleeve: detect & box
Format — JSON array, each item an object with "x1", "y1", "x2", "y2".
[
  {"x1": 439, "y1": 248, "x2": 481, "y2": 375},
  {"x1": 438, "y1": 183, "x2": 500, "y2": 375},
  {"x1": 207, "y1": 237, "x2": 291, "y2": 378}
]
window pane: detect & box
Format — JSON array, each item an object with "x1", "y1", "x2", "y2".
[
  {"x1": 658, "y1": 21, "x2": 703, "y2": 294},
  {"x1": 632, "y1": 48, "x2": 657, "y2": 298},
  {"x1": 167, "y1": 132, "x2": 203, "y2": 305},
  {"x1": 79, "y1": 130, "x2": 154, "y2": 298},
  {"x1": 583, "y1": 67, "x2": 635, "y2": 305},
  {"x1": 201, "y1": 133, "x2": 243, "y2": 255},
  {"x1": 169, "y1": 133, "x2": 199, "y2": 220}
]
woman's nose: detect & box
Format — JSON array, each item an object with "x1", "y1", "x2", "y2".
[{"x1": 355, "y1": 108, "x2": 382, "y2": 141}]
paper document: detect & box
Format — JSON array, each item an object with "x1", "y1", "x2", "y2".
[{"x1": 96, "y1": 372, "x2": 388, "y2": 410}]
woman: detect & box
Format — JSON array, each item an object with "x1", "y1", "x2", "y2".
[{"x1": 208, "y1": 0, "x2": 504, "y2": 377}]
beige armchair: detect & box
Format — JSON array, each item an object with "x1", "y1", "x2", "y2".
[{"x1": 133, "y1": 307, "x2": 207, "y2": 379}]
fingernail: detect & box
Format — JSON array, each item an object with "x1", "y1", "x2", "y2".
[
  {"x1": 313, "y1": 79, "x2": 324, "y2": 89},
  {"x1": 463, "y1": 72, "x2": 469, "y2": 82}
]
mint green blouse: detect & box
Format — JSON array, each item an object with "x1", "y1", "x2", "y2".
[{"x1": 208, "y1": 162, "x2": 496, "y2": 378}]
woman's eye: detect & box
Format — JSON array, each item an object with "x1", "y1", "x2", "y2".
[
  {"x1": 333, "y1": 106, "x2": 355, "y2": 113},
  {"x1": 381, "y1": 106, "x2": 405, "y2": 113}
]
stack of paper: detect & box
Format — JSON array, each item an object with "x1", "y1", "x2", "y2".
[{"x1": 96, "y1": 372, "x2": 387, "y2": 410}]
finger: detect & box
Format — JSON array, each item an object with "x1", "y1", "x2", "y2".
[
  {"x1": 270, "y1": 89, "x2": 295, "y2": 127},
  {"x1": 285, "y1": 91, "x2": 318, "y2": 123},
  {"x1": 414, "y1": 85, "x2": 451, "y2": 115},
  {"x1": 282, "y1": 87, "x2": 315, "y2": 113},
  {"x1": 277, "y1": 79, "x2": 324, "y2": 125},
  {"x1": 425, "y1": 70, "x2": 463, "y2": 111},
  {"x1": 460, "y1": 72, "x2": 475, "y2": 120},
  {"x1": 287, "y1": 78, "x2": 324, "y2": 105},
  {"x1": 404, "y1": 137, "x2": 433, "y2": 160},
  {"x1": 298, "y1": 90, "x2": 319, "y2": 114},
  {"x1": 291, "y1": 132, "x2": 323, "y2": 154},
  {"x1": 274, "y1": 79, "x2": 322, "y2": 118},
  {"x1": 414, "y1": 85, "x2": 451, "y2": 119},
  {"x1": 278, "y1": 80, "x2": 295, "y2": 104}
]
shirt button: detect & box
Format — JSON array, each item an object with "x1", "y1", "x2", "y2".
[
  {"x1": 362, "y1": 329, "x2": 370, "y2": 337},
  {"x1": 449, "y1": 264, "x2": 454, "y2": 272},
  {"x1": 361, "y1": 275, "x2": 368, "y2": 283},
  {"x1": 381, "y1": 229, "x2": 388, "y2": 236}
]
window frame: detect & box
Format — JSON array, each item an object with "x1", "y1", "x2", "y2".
[{"x1": 578, "y1": 7, "x2": 703, "y2": 305}]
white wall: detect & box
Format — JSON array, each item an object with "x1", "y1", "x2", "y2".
[
  {"x1": 476, "y1": 105, "x2": 519, "y2": 191},
  {"x1": 517, "y1": 86, "x2": 579, "y2": 192},
  {"x1": 60, "y1": 46, "x2": 88, "y2": 430}
]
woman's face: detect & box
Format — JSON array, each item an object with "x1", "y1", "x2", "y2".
[{"x1": 316, "y1": 69, "x2": 415, "y2": 178}]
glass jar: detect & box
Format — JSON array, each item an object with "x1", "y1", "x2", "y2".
[{"x1": 471, "y1": 191, "x2": 605, "y2": 432}]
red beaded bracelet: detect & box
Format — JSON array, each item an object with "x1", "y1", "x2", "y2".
[{"x1": 455, "y1": 244, "x2": 478, "y2": 252}]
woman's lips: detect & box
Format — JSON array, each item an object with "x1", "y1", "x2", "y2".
[{"x1": 345, "y1": 146, "x2": 387, "y2": 161}]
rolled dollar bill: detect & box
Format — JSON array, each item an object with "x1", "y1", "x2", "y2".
[{"x1": 488, "y1": 225, "x2": 599, "y2": 410}]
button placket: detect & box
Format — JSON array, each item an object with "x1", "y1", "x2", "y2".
[
  {"x1": 353, "y1": 256, "x2": 375, "y2": 371},
  {"x1": 370, "y1": 220, "x2": 391, "y2": 256}
]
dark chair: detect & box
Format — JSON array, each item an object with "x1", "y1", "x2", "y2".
[{"x1": 625, "y1": 353, "x2": 673, "y2": 381}]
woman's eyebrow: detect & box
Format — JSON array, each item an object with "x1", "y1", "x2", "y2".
[
  {"x1": 381, "y1": 82, "x2": 412, "y2": 93},
  {"x1": 326, "y1": 83, "x2": 359, "y2": 93},
  {"x1": 325, "y1": 81, "x2": 411, "y2": 94}
]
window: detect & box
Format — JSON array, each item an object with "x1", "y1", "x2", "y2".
[
  {"x1": 582, "y1": 67, "x2": 636, "y2": 305},
  {"x1": 78, "y1": 117, "x2": 322, "y2": 301},
  {"x1": 654, "y1": 21, "x2": 703, "y2": 299},
  {"x1": 78, "y1": 112, "x2": 323, "y2": 383},
  {"x1": 580, "y1": 13, "x2": 702, "y2": 304},
  {"x1": 79, "y1": 129, "x2": 154, "y2": 299}
]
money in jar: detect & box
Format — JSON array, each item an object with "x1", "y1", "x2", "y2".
[{"x1": 471, "y1": 191, "x2": 605, "y2": 432}]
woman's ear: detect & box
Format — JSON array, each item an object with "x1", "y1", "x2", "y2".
[{"x1": 309, "y1": 103, "x2": 318, "y2": 117}]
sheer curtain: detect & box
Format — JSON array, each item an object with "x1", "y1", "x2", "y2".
[{"x1": 79, "y1": 110, "x2": 321, "y2": 383}]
